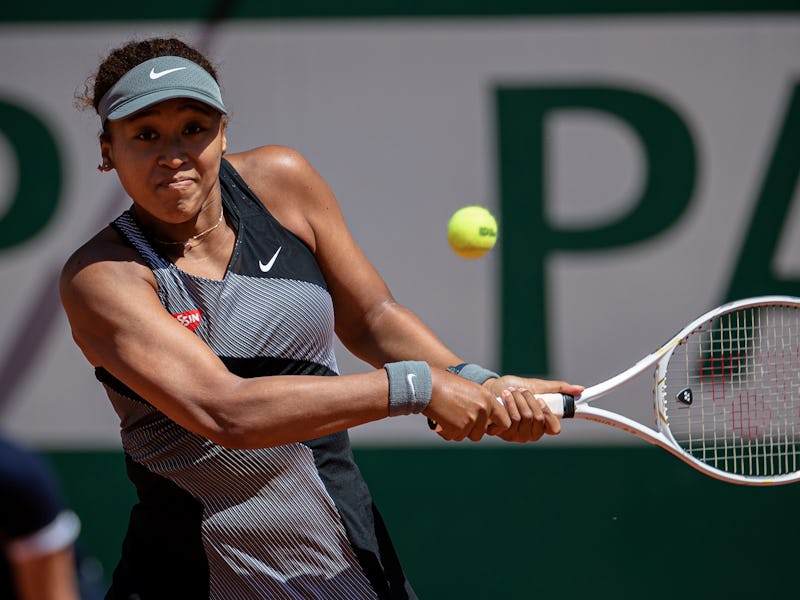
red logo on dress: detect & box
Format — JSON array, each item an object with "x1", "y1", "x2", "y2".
[{"x1": 172, "y1": 309, "x2": 202, "y2": 331}]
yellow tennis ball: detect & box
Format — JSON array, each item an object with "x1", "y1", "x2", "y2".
[{"x1": 447, "y1": 205, "x2": 498, "y2": 259}]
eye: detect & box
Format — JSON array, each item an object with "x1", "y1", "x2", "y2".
[
  {"x1": 135, "y1": 128, "x2": 158, "y2": 141},
  {"x1": 183, "y1": 122, "x2": 208, "y2": 136}
]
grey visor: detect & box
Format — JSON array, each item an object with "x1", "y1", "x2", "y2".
[{"x1": 98, "y1": 56, "x2": 227, "y2": 123}]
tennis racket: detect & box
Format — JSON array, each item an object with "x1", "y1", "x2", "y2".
[{"x1": 535, "y1": 295, "x2": 800, "y2": 486}]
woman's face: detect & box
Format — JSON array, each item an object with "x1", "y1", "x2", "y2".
[{"x1": 102, "y1": 98, "x2": 227, "y2": 225}]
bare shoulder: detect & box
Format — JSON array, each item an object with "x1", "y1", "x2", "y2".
[
  {"x1": 226, "y1": 146, "x2": 336, "y2": 250},
  {"x1": 60, "y1": 226, "x2": 155, "y2": 310},
  {"x1": 60, "y1": 227, "x2": 162, "y2": 366},
  {"x1": 225, "y1": 145, "x2": 317, "y2": 187}
]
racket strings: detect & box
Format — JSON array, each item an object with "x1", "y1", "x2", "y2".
[{"x1": 664, "y1": 304, "x2": 800, "y2": 478}]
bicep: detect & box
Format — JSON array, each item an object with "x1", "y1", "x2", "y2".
[
  {"x1": 307, "y1": 183, "x2": 462, "y2": 367},
  {"x1": 305, "y1": 179, "x2": 463, "y2": 367},
  {"x1": 231, "y1": 146, "x2": 447, "y2": 365},
  {"x1": 60, "y1": 258, "x2": 236, "y2": 438},
  {"x1": 307, "y1": 189, "x2": 399, "y2": 351}
]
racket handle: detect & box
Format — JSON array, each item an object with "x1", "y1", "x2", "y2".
[
  {"x1": 536, "y1": 393, "x2": 576, "y2": 418},
  {"x1": 426, "y1": 393, "x2": 576, "y2": 430}
]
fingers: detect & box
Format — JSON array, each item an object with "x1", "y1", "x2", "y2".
[
  {"x1": 435, "y1": 398, "x2": 508, "y2": 442},
  {"x1": 540, "y1": 396, "x2": 561, "y2": 436},
  {"x1": 485, "y1": 395, "x2": 511, "y2": 438},
  {"x1": 427, "y1": 399, "x2": 509, "y2": 442},
  {"x1": 496, "y1": 388, "x2": 560, "y2": 443},
  {"x1": 426, "y1": 371, "x2": 575, "y2": 443},
  {"x1": 466, "y1": 409, "x2": 490, "y2": 442},
  {"x1": 427, "y1": 388, "x2": 559, "y2": 443},
  {"x1": 554, "y1": 380, "x2": 585, "y2": 397},
  {"x1": 484, "y1": 375, "x2": 584, "y2": 399},
  {"x1": 506, "y1": 388, "x2": 545, "y2": 442},
  {"x1": 426, "y1": 368, "x2": 512, "y2": 442}
]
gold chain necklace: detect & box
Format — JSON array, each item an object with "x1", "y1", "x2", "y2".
[{"x1": 152, "y1": 207, "x2": 224, "y2": 252}]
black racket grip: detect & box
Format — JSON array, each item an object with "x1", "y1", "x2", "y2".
[{"x1": 559, "y1": 394, "x2": 576, "y2": 418}]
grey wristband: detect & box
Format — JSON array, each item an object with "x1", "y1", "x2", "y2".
[
  {"x1": 384, "y1": 361, "x2": 433, "y2": 416},
  {"x1": 447, "y1": 362, "x2": 499, "y2": 384}
]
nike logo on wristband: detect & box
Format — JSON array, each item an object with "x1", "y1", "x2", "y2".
[{"x1": 407, "y1": 373, "x2": 417, "y2": 397}]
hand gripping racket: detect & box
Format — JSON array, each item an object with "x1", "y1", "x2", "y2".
[{"x1": 536, "y1": 296, "x2": 800, "y2": 486}]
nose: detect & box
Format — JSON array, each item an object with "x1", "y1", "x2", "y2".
[{"x1": 157, "y1": 136, "x2": 189, "y2": 169}]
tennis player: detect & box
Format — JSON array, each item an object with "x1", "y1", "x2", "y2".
[{"x1": 60, "y1": 37, "x2": 583, "y2": 599}]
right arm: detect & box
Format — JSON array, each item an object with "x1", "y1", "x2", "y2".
[
  {"x1": 60, "y1": 230, "x2": 501, "y2": 447},
  {"x1": 60, "y1": 230, "x2": 389, "y2": 448}
]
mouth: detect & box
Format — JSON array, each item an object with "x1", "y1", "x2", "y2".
[{"x1": 158, "y1": 177, "x2": 195, "y2": 190}]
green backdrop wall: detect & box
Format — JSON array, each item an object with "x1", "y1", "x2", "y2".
[{"x1": 46, "y1": 447, "x2": 799, "y2": 598}]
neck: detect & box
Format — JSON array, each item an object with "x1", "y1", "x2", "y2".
[{"x1": 137, "y1": 205, "x2": 226, "y2": 253}]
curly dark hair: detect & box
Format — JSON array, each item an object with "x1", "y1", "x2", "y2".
[{"x1": 77, "y1": 37, "x2": 221, "y2": 116}]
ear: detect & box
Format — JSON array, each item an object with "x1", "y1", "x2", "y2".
[
  {"x1": 221, "y1": 128, "x2": 228, "y2": 155},
  {"x1": 99, "y1": 135, "x2": 113, "y2": 167}
]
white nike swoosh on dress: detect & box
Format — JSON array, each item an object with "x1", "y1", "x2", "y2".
[
  {"x1": 149, "y1": 66, "x2": 188, "y2": 80},
  {"x1": 259, "y1": 247, "x2": 282, "y2": 273}
]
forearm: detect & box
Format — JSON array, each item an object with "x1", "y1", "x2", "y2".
[
  {"x1": 339, "y1": 300, "x2": 463, "y2": 369},
  {"x1": 194, "y1": 369, "x2": 392, "y2": 449}
]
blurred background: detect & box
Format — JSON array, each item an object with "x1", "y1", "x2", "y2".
[{"x1": 1, "y1": 2, "x2": 799, "y2": 597}]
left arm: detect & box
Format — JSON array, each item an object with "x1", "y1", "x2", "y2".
[
  {"x1": 305, "y1": 162, "x2": 585, "y2": 441},
  {"x1": 230, "y1": 147, "x2": 582, "y2": 441},
  {"x1": 229, "y1": 146, "x2": 462, "y2": 369}
]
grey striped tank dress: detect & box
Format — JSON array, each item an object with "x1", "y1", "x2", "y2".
[{"x1": 97, "y1": 159, "x2": 415, "y2": 600}]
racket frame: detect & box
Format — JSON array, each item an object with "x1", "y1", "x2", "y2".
[{"x1": 540, "y1": 295, "x2": 800, "y2": 486}]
